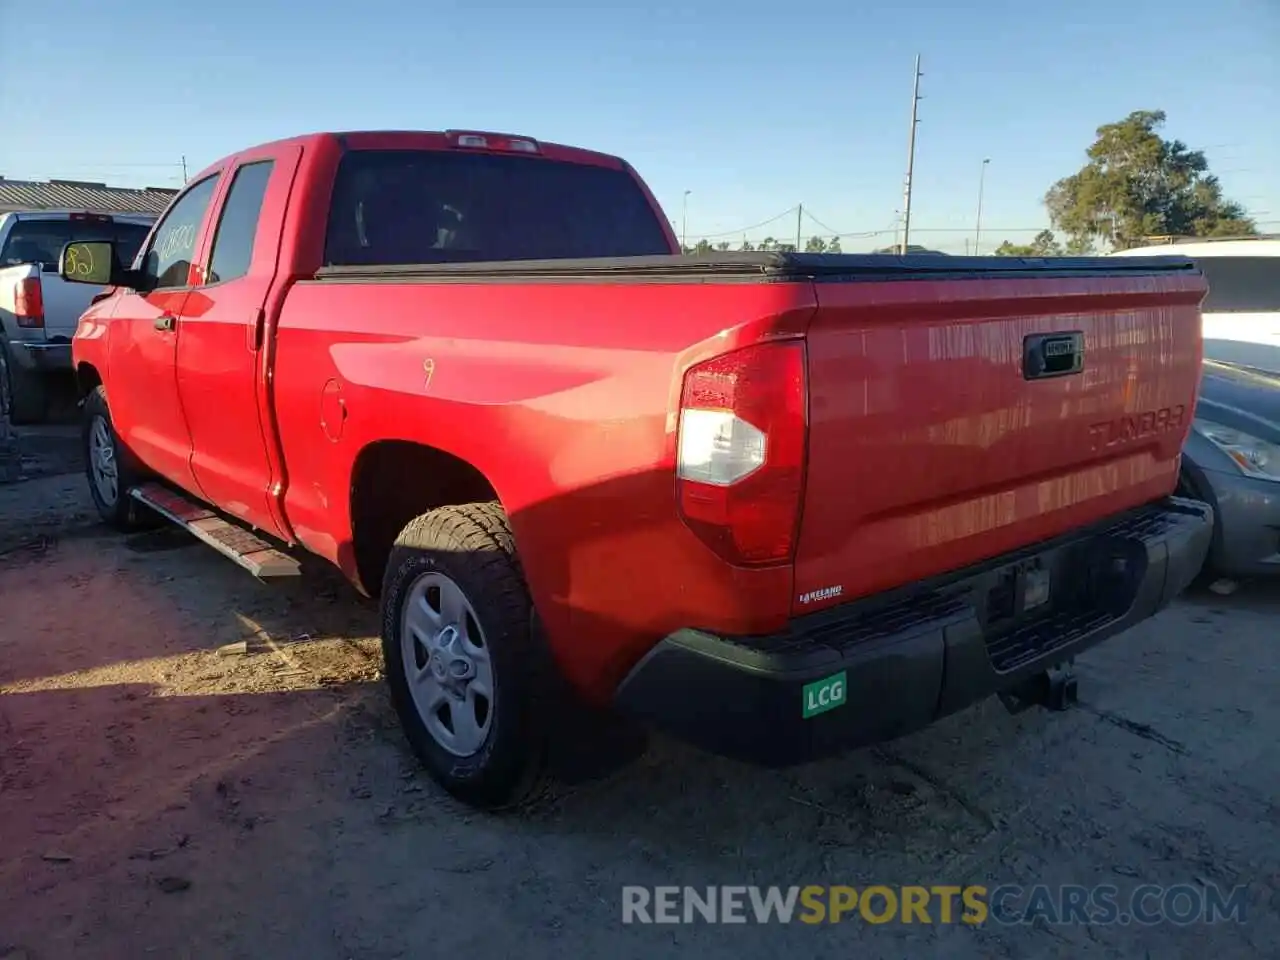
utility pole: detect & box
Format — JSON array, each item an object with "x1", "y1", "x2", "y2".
[
  {"x1": 796, "y1": 205, "x2": 803, "y2": 252},
  {"x1": 900, "y1": 54, "x2": 923, "y2": 256},
  {"x1": 681, "y1": 190, "x2": 691, "y2": 251},
  {"x1": 974, "y1": 157, "x2": 991, "y2": 255},
  {"x1": 181, "y1": 155, "x2": 188, "y2": 182}
]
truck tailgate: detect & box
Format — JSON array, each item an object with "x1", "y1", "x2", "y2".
[{"x1": 793, "y1": 257, "x2": 1206, "y2": 614}]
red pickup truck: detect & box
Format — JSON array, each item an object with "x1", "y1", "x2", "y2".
[{"x1": 61, "y1": 129, "x2": 1213, "y2": 809}]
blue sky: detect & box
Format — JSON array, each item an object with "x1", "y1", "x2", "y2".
[{"x1": 2, "y1": 0, "x2": 1276, "y2": 253}]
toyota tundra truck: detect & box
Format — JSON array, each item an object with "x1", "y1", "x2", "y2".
[{"x1": 59, "y1": 130, "x2": 1213, "y2": 809}]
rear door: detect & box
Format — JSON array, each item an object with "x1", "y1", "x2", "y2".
[
  {"x1": 175, "y1": 146, "x2": 300, "y2": 538},
  {"x1": 106, "y1": 175, "x2": 221, "y2": 491}
]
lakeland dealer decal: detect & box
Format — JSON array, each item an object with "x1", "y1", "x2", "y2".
[{"x1": 799, "y1": 585, "x2": 843, "y2": 605}]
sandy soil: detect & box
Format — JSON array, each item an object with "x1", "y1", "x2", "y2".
[{"x1": 0, "y1": 435, "x2": 1277, "y2": 959}]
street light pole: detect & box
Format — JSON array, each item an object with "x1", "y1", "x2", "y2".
[
  {"x1": 974, "y1": 158, "x2": 991, "y2": 255},
  {"x1": 681, "y1": 190, "x2": 691, "y2": 251}
]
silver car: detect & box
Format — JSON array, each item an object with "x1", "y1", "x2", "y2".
[{"x1": 1180, "y1": 359, "x2": 1280, "y2": 582}]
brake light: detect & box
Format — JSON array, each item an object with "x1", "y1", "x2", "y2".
[
  {"x1": 69, "y1": 212, "x2": 113, "y2": 223},
  {"x1": 676, "y1": 340, "x2": 807, "y2": 566},
  {"x1": 13, "y1": 277, "x2": 44, "y2": 328},
  {"x1": 447, "y1": 130, "x2": 541, "y2": 154}
]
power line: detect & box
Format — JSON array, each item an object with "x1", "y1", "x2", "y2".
[
  {"x1": 690, "y1": 205, "x2": 801, "y2": 239},
  {"x1": 800, "y1": 207, "x2": 844, "y2": 236}
]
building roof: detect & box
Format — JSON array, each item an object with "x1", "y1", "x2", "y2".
[
  {"x1": 1112, "y1": 237, "x2": 1280, "y2": 259},
  {"x1": 0, "y1": 177, "x2": 177, "y2": 217}
]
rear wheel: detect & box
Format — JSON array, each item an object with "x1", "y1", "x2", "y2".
[
  {"x1": 0, "y1": 335, "x2": 48, "y2": 425},
  {"x1": 83, "y1": 385, "x2": 154, "y2": 531},
  {"x1": 380, "y1": 502, "x2": 550, "y2": 809}
]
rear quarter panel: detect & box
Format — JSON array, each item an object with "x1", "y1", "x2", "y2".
[
  {"x1": 31, "y1": 274, "x2": 100, "y2": 338},
  {"x1": 271, "y1": 280, "x2": 815, "y2": 694}
]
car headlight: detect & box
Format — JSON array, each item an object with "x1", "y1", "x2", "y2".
[{"x1": 1193, "y1": 419, "x2": 1280, "y2": 481}]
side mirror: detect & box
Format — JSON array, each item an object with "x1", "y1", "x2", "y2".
[{"x1": 58, "y1": 241, "x2": 123, "y2": 287}]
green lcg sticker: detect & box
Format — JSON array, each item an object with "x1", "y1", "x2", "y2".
[{"x1": 802, "y1": 671, "x2": 847, "y2": 719}]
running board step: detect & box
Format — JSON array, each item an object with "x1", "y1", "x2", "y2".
[{"x1": 129, "y1": 483, "x2": 301, "y2": 579}]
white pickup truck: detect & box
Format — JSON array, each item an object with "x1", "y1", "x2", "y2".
[{"x1": 0, "y1": 210, "x2": 155, "y2": 422}]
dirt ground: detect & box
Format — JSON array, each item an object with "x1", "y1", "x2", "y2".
[{"x1": 1, "y1": 421, "x2": 1277, "y2": 959}]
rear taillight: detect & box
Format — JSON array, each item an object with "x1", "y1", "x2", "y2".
[
  {"x1": 676, "y1": 340, "x2": 807, "y2": 566},
  {"x1": 13, "y1": 277, "x2": 44, "y2": 328}
]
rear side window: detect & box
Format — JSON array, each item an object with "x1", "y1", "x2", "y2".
[
  {"x1": 208, "y1": 161, "x2": 275, "y2": 284},
  {"x1": 1198, "y1": 256, "x2": 1280, "y2": 313},
  {"x1": 0, "y1": 218, "x2": 152, "y2": 272},
  {"x1": 323, "y1": 148, "x2": 671, "y2": 267}
]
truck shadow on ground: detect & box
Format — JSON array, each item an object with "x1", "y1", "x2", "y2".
[
  {"x1": 2, "y1": 463, "x2": 1272, "y2": 960},
  {"x1": 2, "y1": 670, "x2": 1264, "y2": 960},
  {"x1": 1, "y1": 525, "x2": 1272, "y2": 960},
  {"x1": 0, "y1": 490, "x2": 1078, "y2": 880}
]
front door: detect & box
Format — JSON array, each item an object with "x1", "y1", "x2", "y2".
[
  {"x1": 107, "y1": 175, "x2": 221, "y2": 493},
  {"x1": 175, "y1": 147, "x2": 300, "y2": 539}
]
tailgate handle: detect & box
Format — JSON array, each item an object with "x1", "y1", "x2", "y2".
[{"x1": 1023, "y1": 331, "x2": 1083, "y2": 380}]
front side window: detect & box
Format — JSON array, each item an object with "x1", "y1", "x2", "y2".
[
  {"x1": 207, "y1": 161, "x2": 275, "y2": 284},
  {"x1": 1199, "y1": 256, "x2": 1280, "y2": 313},
  {"x1": 323, "y1": 148, "x2": 671, "y2": 267},
  {"x1": 140, "y1": 175, "x2": 220, "y2": 289}
]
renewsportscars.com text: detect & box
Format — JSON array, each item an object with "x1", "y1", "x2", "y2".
[{"x1": 621, "y1": 883, "x2": 1248, "y2": 926}]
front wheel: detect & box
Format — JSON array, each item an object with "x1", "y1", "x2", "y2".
[
  {"x1": 380, "y1": 502, "x2": 550, "y2": 809},
  {"x1": 1176, "y1": 466, "x2": 1216, "y2": 589},
  {"x1": 82, "y1": 385, "x2": 154, "y2": 531}
]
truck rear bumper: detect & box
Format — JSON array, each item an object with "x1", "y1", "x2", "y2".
[{"x1": 614, "y1": 497, "x2": 1214, "y2": 767}]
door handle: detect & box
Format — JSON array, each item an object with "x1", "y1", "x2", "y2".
[{"x1": 154, "y1": 314, "x2": 176, "y2": 332}]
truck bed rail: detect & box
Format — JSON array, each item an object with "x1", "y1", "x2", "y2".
[{"x1": 310, "y1": 252, "x2": 1201, "y2": 286}]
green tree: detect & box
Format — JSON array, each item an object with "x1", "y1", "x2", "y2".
[
  {"x1": 827, "y1": 236, "x2": 842, "y2": 254},
  {"x1": 805, "y1": 236, "x2": 828, "y2": 253},
  {"x1": 1064, "y1": 235, "x2": 1096, "y2": 255},
  {"x1": 739, "y1": 238, "x2": 755, "y2": 252},
  {"x1": 1045, "y1": 110, "x2": 1256, "y2": 249},
  {"x1": 993, "y1": 229, "x2": 1063, "y2": 257}
]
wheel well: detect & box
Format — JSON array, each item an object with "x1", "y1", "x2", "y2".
[
  {"x1": 76, "y1": 362, "x2": 102, "y2": 399},
  {"x1": 350, "y1": 441, "x2": 499, "y2": 597}
]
